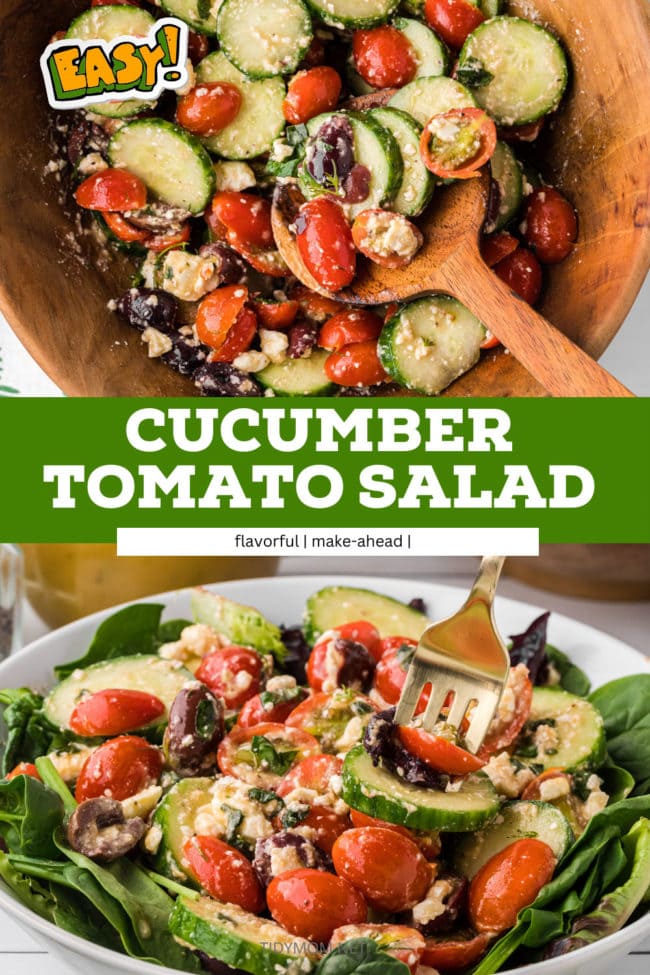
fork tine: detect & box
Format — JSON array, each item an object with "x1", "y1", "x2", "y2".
[
  {"x1": 394, "y1": 660, "x2": 431, "y2": 726},
  {"x1": 447, "y1": 692, "x2": 470, "y2": 730},
  {"x1": 463, "y1": 691, "x2": 500, "y2": 754},
  {"x1": 420, "y1": 683, "x2": 451, "y2": 733}
]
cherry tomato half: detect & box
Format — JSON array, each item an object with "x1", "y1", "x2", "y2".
[
  {"x1": 352, "y1": 26, "x2": 417, "y2": 89},
  {"x1": 424, "y1": 0, "x2": 484, "y2": 49},
  {"x1": 478, "y1": 667, "x2": 533, "y2": 760},
  {"x1": 421, "y1": 108, "x2": 497, "y2": 179},
  {"x1": 325, "y1": 340, "x2": 389, "y2": 388},
  {"x1": 332, "y1": 827, "x2": 431, "y2": 913},
  {"x1": 493, "y1": 247, "x2": 543, "y2": 305},
  {"x1": 397, "y1": 726, "x2": 485, "y2": 775},
  {"x1": 177, "y1": 82, "x2": 242, "y2": 136},
  {"x1": 69, "y1": 689, "x2": 165, "y2": 737},
  {"x1": 306, "y1": 630, "x2": 376, "y2": 694},
  {"x1": 208, "y1": 306, "x2": 257, "y2": 363},
  {"x1": 300, "y1": 806, "x2": 352, "y2": 854},
  {"x1": 267, "y1": 868, "x2": 367, "y2": 943},
  {"x1": 75, "y1": 168, "x2": 147, "y2": 211},
  {"x1": 290, "y1": 286, "x2": 342, "y2": 323},
  {"x1": 295, "y1": 198, "x2": 356, "y2": 293},
  {"x1": 283, "y1": 66, "x2": 342, "y2": 125},
  {"x1": 480, "y1": 232, "x2": 519, "y2": 269},
  {"x1": 195, "y1": 644, "x2": 263, "y2": 709},
  {"x1": 330, "y1": 924, "x2": 425, "y2": 974},
  {"x1": 75, "y1": 736, "x2": 162, "y2": 803},
  {"x1": 520, "y1": 768, "x2": 571, "y2": 802},
  {"x1": 146, "y1": 223, "x2": 191, "y2": 253},
  {"x1": 523, "y1": 187, "x2": 578, "y2": 264},
  {"x1": 286, "y1": 690, "x2": 377, "y2": 751},
  {"x1": 218, "y1": 722, "x2": 320, "y2": 788},
  {"x1": 374, "y1": 643, "x2": 430, "y2": 714},
  {"x1": 103, "y1": 211, "x2": 150, "y2": 243},
  {"x1": 207, "y1": 192, "x2": 274, "y2": 252},
  {"x1": 5, "y1": 762, "x2": 40, "y2": 782},
  {"x1": 422, "y1": 931, "x2": 491, "y2": 972},
  {"x1": 469, "y1": 838, "x2": 556, "y2": 934},
  {"x1": 352, "y1": 210, "x2": 423, "y2": 269},
  {"x1": 348, "y1": 810, "x2": 441, "y2": 862},
  {"x1": 255, "y1": 300, "x2": 300, "y2": 330},
  {"x1": 277, "y1": 754, "x2": 343, "y2": 798},
  {"x1": 195, "y1": 285, "x2": 249, "y2": 351},
  {"x1": 184, "y1": 835, "x2": 264, "y2": 913},
  {"x1": 236, "y1": 686, "x2": 309, "y2": 729},
  {"x1": 318, "y1": 309, "x2": 384, "y2": 352}
]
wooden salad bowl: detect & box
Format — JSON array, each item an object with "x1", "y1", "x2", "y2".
[{"x1": 0, "y1": 0, "x2": 648, "y2": 397}]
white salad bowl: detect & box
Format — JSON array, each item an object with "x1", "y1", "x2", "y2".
[{"x1": 0, "y1": 575, "x2": 648, "y2": 975}]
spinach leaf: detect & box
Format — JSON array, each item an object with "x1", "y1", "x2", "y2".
[
  {"x1": 157, "y1": 618, "x2": 192, "y2": 644},
  {"x1": 0, "y1": 775, "x2": 63, "y2": 857},
  {"x1": 251, "y1": 735, "x2": 298, "y2": 775},
  {"x1": 0, "y1": 852, "x2": 58, "y2": 922},
  {"x1": 314, "y1": 937, "x2": 410, "y2": 975},
  {"x1": 546, "y1": 645, "x2": 591, "y2": 696},
  {"x1": 54, "y1": 603, "x2": 165, "y2": 679},
  {"x1": 598, "y1": 761, "x2": 635, "y2": 804},
  {"x1": 0, "y1": 688, "x2": 78, "y2": 775},
  {"x1": 590, "y1": 675, "x2": 650, "y2": 785}
]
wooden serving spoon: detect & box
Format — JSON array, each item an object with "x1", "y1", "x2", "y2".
[{"x1": 272, "y1": 96, "x2": 632, "y2": 397}]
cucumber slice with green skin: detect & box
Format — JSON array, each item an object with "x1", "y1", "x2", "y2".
[
  {"x1": 109, "y1": 119, "x2": 216, "y2": 214},
  {"x1": 66, "y1": 6, "x2": 156, "y2": 119},
  {"x1": 394, "y1": 17, "x2": 449, "y2": 78},
  {"x1": 515, "y1": 687, "x2": 607, "y2": 772},
  {"x1": 453, "y1": 799, "x2": 573, "y2": 880},
  {"x1": 300, "y1": 111, "x2": 403, "y2": 218},
  {"x1": 388, "y1": 76, "x2": 477, "y2": 128},
  {"x1": 170, "y1": 896, "x2": 320, "y2": 975},
  {"x1": 217, "y1": 0, "x2": 313, "y2": 79},
  {"x1": 195, "y1": 52, "x2": 286, "y2": 160},
  {"x1": 481, "y1": 0, "x2": 503, "y2": 15},
  {"x1": 43, "y1": 655, "x2": 193, "y2": 731},
  {"x1": 304, "y1": 585, "x2": 428, "y2": 645},
  {"x1": 149, "y1": 777, "x2": 213, "y2": 881},
  {"x1": 306, "y1": 0, "x2": 399, "y2": 29},
  {"x1": 370, "y1": 107, "x2": 435, "y2": 216},
  {"x1": 485, "y1": 140, "x2": 523, "y2": 232},
  {"x1": 191, "y1": 588, "x2": 286, "y2": 660},
  {"x1": 378, "y1": 296, "x2": 485, "y2": 395},
  {"x1": 458, "y1": 17, "x2": 569, "y2": 126},
  {"x1": 160, "y1": 0, "x2": 218, "y2": 36},
  {"x1": 342, "y1": 745, "x2": 500, "y2": 832},
  {"x1": 257, "y1": 350, "x2": 334, "y2": 397}
]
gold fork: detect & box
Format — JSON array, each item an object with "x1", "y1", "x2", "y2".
[{"x1": 394, "y1": 556, "x2": 510, "y2": 754}]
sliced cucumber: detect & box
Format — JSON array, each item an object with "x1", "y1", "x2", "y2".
[
  {"x1": 306, "y1": 0, "x2": 399, "y2": 29},
  {"x1": 66, "y1": 6, "x2": 156, "y2": 119},
  {"x1": 170, "y1": 896, "x2": 320, "y2": 975},
  {"x1": 300, "y1": 111, "x2": 403, "y2": 218},
  {"x1": 515, "y1": 687, "x2": 607, "y2": 772},
  {"x1": 370, "y1": 107, "x2": 435, "y2": 217},
  {"x1": 195, "y1": 52, "x2": 286, "y2": 160},
  {"x1": 160, "y1": 0, "x2": 218, "y2": 36},
  {"x1": 257, "y1": 349, "x2": 334, "y2": 397},
  {"x1": 191, "y1": 588, "x2": 286, "y2": 660},
  {"x1": 217, "y1": 0, "x2": 313, "y2": 78},
  {"x1": 389, "y1": 76, "x2": 477, "y2": 128},
  {"x1": 458, "y1": 17, "x2": 569, "y2": 126},
  {"x1": 304, "y1": 585, "x2": 428, "y2": 645},
  {"x1": 453, "y1": 800, "x2": 573, "y2": 880},
  {"x1": 149, "y1": 777, "x2": 213, "y2": 880},
  {"x1": 485, "y1": 140, "x2": 523, "y2": 232},
  {"x1": 44, "y1": 655, "x2": 193, "y2": 731},
  {"x1": 481, "y1": 0, "x2": 503, "y2": 14},
  {"x1": 109, "y1": 119, "x2": 215, "y2": 214},
  {"x1": 343, "y1": 746, "x2": 499, "y2": 832},
  {"x1": 394, "y1": 17, "x2": 449, "y2": 78},
  {"x1": 379, "y1": 296, "x2": 484, "y2": 395}
]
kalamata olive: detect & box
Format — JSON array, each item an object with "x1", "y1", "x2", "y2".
[
  {"x1": 288, "y1": 321, "x2": 319, "y2": 359},
  {"x1": 281, "y1": 626, "x2": 311, "y2": 685},
  {"x1": 410, "y1": 874, "x2": 469, "y2": 936},
  {"x1": 116, "y1": 288, "x2": 178, "y2": 333},
  {"x1": 193, "y1": 362, "x2": 264, "y2": 397},
  {"x1": 306, "y1": 115, "x2": 355, "y2": 187},
  {"x1": 336, "y1": 638, "x2": 376, "y2": 692},
  {"x1": 199, "y1": 242, "x2": 248, "y2": 286},
  {"x1": 484, "y1": 178, "x2": 502, "y2": 234},
  {"x1": 363, "y1": 709, "x2": 448, "y2": 790},
  {"x1": 342, "y1": 164, "x2": 371, "y2": 204},
  {"x1": 66, "y1": 797, "x2": 146, "y2": 862},
  {"x1": 67, "y1": 117, "x2": 109, "y2": 164},
  {"x1": 408, "y1": 597, "x2": 426, "y2": 614},
  {"x1": 162, "y1": 333, "x2": 207, "y2": 376},
  {"x1": 164, "y1": 683, "x2": 225, "y2": 776},
  {"x1": 253, "y1": 831, "x2": 329, "y2": 887},
  {"x1": 123, "y1": 202, "x2": 191, "y2": 234}
]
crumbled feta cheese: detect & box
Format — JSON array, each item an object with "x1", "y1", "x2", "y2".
[
  {"x1": 159, "y1": 623, "x2": 228, "y2": 669},
  {"x1": 259, "y1": 328, "x2": 289, "y2": 364},
  {"x1": 359, "y1": 211, "x2": 422, "y2": 262},
  {"x1": 143, "y1": 823, "x2": 163, "y2": 855},
  {"x1": 214, "y1": 161, "x2": 257, "y2": 193},
  {"x1": 269, "y1": 844, "x2": 305, "y2": 877},
  {"x1": 533, "y1": 722, "x2": 560, "y2": 759},
  {"x1": 335, "y1": 715, "x2": 364, "y2": 753},
  {"x1": 412, "y1": 878, "x2": 453, "y2": 925},
  {"x1": 321, "y1": 639, "x2": 344, "y2": 693},
  {"x1": 141, "y1": 326, "x2": 173, "y2": 358},
  {"x1": 175, "y1": 59, "x2": 195, "y2": 97},
  {"x1": 582, "y1": 774, "x2": 608, "y2": 821},
  {"x1": 538, "y1": 775, "x2": 571, "y2": 802},
  {"x1": 483, "y1": 751, "x2": 535, "y2": 798},
  {"x1": 233, "y1": 350, "x2": 270, "y2": 373},
  {"x1": 47, "y1": 745, "x2": 97, "y2": 783},
  {"x1": 121, "y1": 785, "x2": 162, "y2": 821},
  {"x1": 490, "y1": 664, "x2": 529, "y2": 733},
  {"x1": 159, "y1": 251, "x2": 220, "y2": 302},
  {"x1": 77, "y1": 152, "x2": 108, "y2": 176}
]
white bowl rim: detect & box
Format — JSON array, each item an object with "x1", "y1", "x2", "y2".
[{"x1": 0, "y1": 573, "x2": 648, "y2": 975}]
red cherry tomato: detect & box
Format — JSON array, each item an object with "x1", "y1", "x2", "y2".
[
  {"x1": 195, "y1": 644, "x2": 263, "y2": 709},
  {"x1": 217, "y1": 722, "x2": 320, "y2": 786},
  {"x1": 103, "y1": 211, "x2": 150, "y2": 243},
  {"x1": 146, "y1": 223, "x2": 191, "y2": 253},
  {"x1": 290, "y1": 286, "x2": 342, "y2": 322},
  {"x1": 75, "y1": 736, "x2": 162, "y2": 803},
  {"x1": 520, "y1": 768, "x2": 571, "y2": 802},
  {"x1": 237, "y1": 244, "x2": 288, "y2": 278},
  {"x1": 420, "y1": 108, "x2": 497, "y2": 179},
  {"x1": 75, "y1": 169, "x2": 147, "y2": 211},
  {"x1": 69, "y1": 689, "x2": 165, "y2": 737},
  {"x1": 187, "y1": 30, "x2": 210, "y2": 65},
  {"x1": 424, "y1": 0, "x2": 484, "y2": 49},
  {"x1": 348, "y1": 810, "x2": 441, "y2": 861},
  {"x1": 267, "y1": 868, "x2": 367, "y2": 943},
  {"x1": 283, "y1": 66, "x2": 342, "y2": 125},
  {"x1": 330, "y1": 924, "x2": 425, "y2": 974},
  {"x1": 480, "y1": 232, "x2": 519, "y2": 269},
  {"x1": 325, "y1": 340, "x2": 389, "y2": 388},
  {"x1": 384, "y1": 302, "x2": 399, "y2": 323},
  {"x1": 349, "y1": 808, "x2": 413, "y2": 839},
  {"x1": 318, "y1": 309, "x2": 384, "y2": 351},
  {"x1": 332, "y1": 827, "x2": 431, "y2": 913},
  {"x1": 208, "y1": 306, "x2": 258, "y2": 363},
  {"x1": 6, "y1": 762, "x2": 40, "y2": 781},
  {"x1": 397, "y1": 726, "x2": 484, "y2": 775},
  {"x1": 469, "y1": 839, "x2": 556, "y2": 934},
  {"x1": 184, "y1": 835, "x2": 265, "y2": 913},
  {"x1": 177, "y1": 82, "x2": 242, "y2": 137},
  {"x1": 301, "y1": 806, "x2": 352, "y2": 854},
  {"x1": 351, "y1": 210, "x2": 423, "y2": 269},
  {"x1": 334, "y1": 621, "x2": 381, "y2": 657},
  {"x1": 195, "y1": 285, "x2": 249, "y2": 351},
  {"x1": 295, "y1": 198, "x2": 356, "y2": 293},
  {"x1": 478, "y1": 669, "x2": 533, "y2": 760},
  {"x1": 422, "y1": 931, "x2": 491, "y2": 971},
  {"x1": 255, "y1": 300, "x2": 300, "y2": 330},
  {"x1": 207, "y1": 192, "x2": 274, "y2": 251},
  {"x1": 374, "y1": 644, "x2": 430, "y2": 714},
  {"x1": 237, "y1": 687, "x2": 308, "y2": 729},
  {"x1": 276, "y1": 754, "x2": 343, "y2": 798},
  {"x1": 352, "y1": 26, "x2": 417, "y2": 89},
  {"x1": 523, "y1": 187, "x2": 578, "y2": 264},
  {"x1": 493, "y1": 247, "x2": 543, "y2": 305}
]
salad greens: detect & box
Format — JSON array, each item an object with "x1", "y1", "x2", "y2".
[
  {"x1": 0, "y1": 688, "x2": 80, "y2": 776},
  {"x1": 314, "y1": 938, "x2": 409, "y2": 975},
  {"x1": 590, "y1": 675, "x2": 650, "y2": 791}
]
